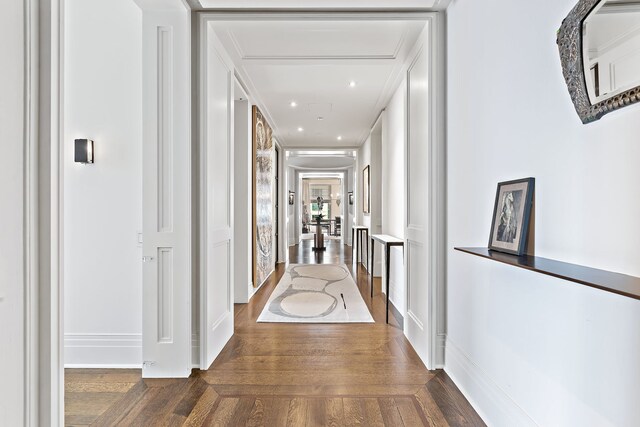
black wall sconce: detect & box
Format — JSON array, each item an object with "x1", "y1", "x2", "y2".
[{"x1": 74, "y1": 139, "x2": 94, "y2": 164}]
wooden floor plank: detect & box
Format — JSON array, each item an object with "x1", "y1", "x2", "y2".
[
  {"x1": 210, "y1": 383, "x2": 423, "y2": 397},
  {"x1": 395, "y1": 396, "x2": 426, "y2": 427},
  {"x1": 306, "y1": 398, "x2": 328, "y2": 426},
  {"x1": 426, "y1": 374, "x2": 486, "y2": 427},
  {"x1": 286, "y1": 397, "x2": 310, "y2": 427},
  {"x1": 434, "y1": 373, "x2": 486, "y2": 427},
  {"x1": 343, "y1": 398, "x2": 365, "y2": 426},
  {"x1": 378, "y1": 397, "x2": 405, "y2": 427},
  {"x1": 325, "y1": 397, "x2": 344, "y2": 427},
  {"x1": 415, "y1": 386, "x2": 450, "y2": 427},
  {"x1": 91, "y1": 380, "x2": 148, "y2": 427},
  {"x1": 227, "y1": 396, "x2": 256, "y2": 426},
  {"x1": 172, "y1": 377, "x2": 209, "y2": 418},
  {"x1": 114, "y1": 387, "x2": 163, "y2": 426},
  {"x1": 206, "y1": 397, "x2": 239, "y2": 426},
  {"x1": 362, "y1": 397, "x2": 385, "y2": 426},
  {"x1": 246, "y1": 397, "x2": 268, "y2": 427},
  {"x1": 263, "y1": 397, "x2": 291, "y2": 426},
  {"x1": 183, "y1": 386, "x2": 219, "y2": 427}
]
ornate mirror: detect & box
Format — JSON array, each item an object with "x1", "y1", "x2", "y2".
[{"x1": 558, "y1": 0, "x2": 640, "y2": 123}]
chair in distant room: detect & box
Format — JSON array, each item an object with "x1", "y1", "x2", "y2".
[{"x1": 334, "y1": 216, "x2": 341, "y2": 236}]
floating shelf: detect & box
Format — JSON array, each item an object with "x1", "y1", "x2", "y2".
[{"x1": 454, "y1": 247, "x2": 640, "y2": 301}]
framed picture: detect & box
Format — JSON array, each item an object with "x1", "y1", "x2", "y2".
[
  {"x1": 348, "y1": 191, "x2": 354, "y2": 205},
  {"x1": 363, "y1": 165, "x2": 370, "y2": 214},
  {"x1": 288, "y1": 191, "x2": 295, "y2": 205},
  {"x1": 489, "y1": 178, "x2": 535, "y2": 256}
]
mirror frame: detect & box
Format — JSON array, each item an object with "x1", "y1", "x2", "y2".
[{"x1": 557, "y1": 0, "x2": 640, "y2": 123}]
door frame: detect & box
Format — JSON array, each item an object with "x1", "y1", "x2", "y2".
[
  {"x1": 198, "y1": 10, "x2": 445, "y2": 370},
  {"x1": 298, "y1": 171, "x2": 346, "y2": 242},
  {"x1": 404, "y1": 13, "x2": 446, "y2": 369},
  {"x1": 197, "y1": 17, "x2": 236, "y2": 370},
  {"x1": 274, "y1": 145, "x2": 280, "y2": 263}
]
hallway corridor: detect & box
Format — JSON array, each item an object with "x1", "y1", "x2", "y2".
[{"x1": 65, "y1": 244, "x2": 484, "y2": 426}]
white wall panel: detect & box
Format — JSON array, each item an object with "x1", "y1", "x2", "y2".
[
  {"x1": 381, "y1": 80, "x2": 407, "y2": 314},
  {"x1": 0, "y1": 0, "x2": 25, "y2": 423},
  {"x1": 141, "y1": 4, "x2": 191, "y2": 378},
  {"x1": 63, "y1": 0, "x2": 143, "y2": 367},
  {"x1": 158, "y1": 27, "x2": 174, "y2": 233},
  {"x1": 447, "y1": 1, "x2": 640, "y2": 425}
]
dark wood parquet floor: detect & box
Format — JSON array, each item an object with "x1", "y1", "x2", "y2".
[{"x1": 65, "y1": 241, "x2": 485, "y2": 426}]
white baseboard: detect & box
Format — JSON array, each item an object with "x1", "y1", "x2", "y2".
[
  {"x1": 192, "y1": 333, "x2": 200, "y2": 368},
  {"x1": 445, "y1": 338, "x2": 537, "y2": 427},
  {"x1": 64, "y1": 363, "x2": 141, "y2": 369},
  {"x1": 64, "y1": 333, "x2": 142, "y2": 368},
  {"x1": 435, "y1": 333, "x2": 446, "y2": 369}
]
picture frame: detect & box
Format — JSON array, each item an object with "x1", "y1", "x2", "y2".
[
  {"x1": 488, "y1": 178, "x2": 535, "y2": 256},
  {"x1": 363, "y1": 165, "x2": 370, "y2": 214},
  {"x1": 288, "y1": 191, "x2": 295, "y2": 205},
  {"x1": 348, "y1": 191, "x2": 354, "y2": 205}
]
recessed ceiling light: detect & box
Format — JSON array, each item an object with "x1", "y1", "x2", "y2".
[
  {"x1": 290, "y1": 101, "x2": 297, "y2": 107},
  {"x1": 348, "y1": 81, "x2": 357, "y2": 88},
  {"x1": 337, "y1": 136, "x2": 342, "y2": 141},
  {"x1": 297, "y1": 127, "x2": 304, "y2": 132}
]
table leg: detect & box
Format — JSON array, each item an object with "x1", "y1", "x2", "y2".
[
  {"x1": 370, "y1": 238, "x2": 375, "y2": 298},
  {"x1": 365, "y1": 229, "x2": 369, "y2": 273},
  {"x1": 386, "y1": 243, "x2": 391, "y2": 324},
  {"x1": 351, "y1": 228, "x2": 355, "y2": 263}
]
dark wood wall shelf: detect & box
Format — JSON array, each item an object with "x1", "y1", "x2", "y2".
[{"x1": 454, "y1": 247, "x2": 640, "y2": 301}]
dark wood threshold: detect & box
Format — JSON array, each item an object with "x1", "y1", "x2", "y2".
[{"x1": 455, "y1": 247, "x2": 640, "y2": 301}]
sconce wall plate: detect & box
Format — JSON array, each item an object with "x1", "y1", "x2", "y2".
[{"x1": 74, "y1": 139, "x2": 94, "y2": 164}]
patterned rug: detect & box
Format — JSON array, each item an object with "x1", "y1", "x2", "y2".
[{"x1": 257, "y1": 264, "x2": 374, "y2": 323}]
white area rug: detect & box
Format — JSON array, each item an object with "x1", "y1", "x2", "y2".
[{"x1": 257, "y1": 264, "x2": 374, "y2": 323}]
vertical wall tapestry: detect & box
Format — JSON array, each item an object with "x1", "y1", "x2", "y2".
[{"x1": 252, "y1": 106, "x2": 275, "y2": 287}]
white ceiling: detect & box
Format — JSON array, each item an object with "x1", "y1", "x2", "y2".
[{"x1": 213, "y1": 19, "x2": 426, "y2": 147}]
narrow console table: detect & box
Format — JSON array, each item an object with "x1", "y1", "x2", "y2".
[
  {"x1": 370, "y1": 234, "x2": 405, "y2": 324},
  {"x1": 352, "y1": 226, "x2": 369, "y2": 270},
  {"x1": 454, "y1": 247, "x2": 640, "y2": 301}
]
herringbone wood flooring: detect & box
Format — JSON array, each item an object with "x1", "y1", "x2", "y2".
[{"x1": 64, "y1": 242, "x2": 484, "y2": 426}]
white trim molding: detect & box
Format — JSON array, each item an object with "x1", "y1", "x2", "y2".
[
  {"x1": 445, "y1": 339, "x2": 537, "y2": 427},
  {"x1": 24, "y1": 0, "x2": 40, "y2": 424},
  {"x1": 64, "y1": 334, "x2": 143, "y2": 368}
]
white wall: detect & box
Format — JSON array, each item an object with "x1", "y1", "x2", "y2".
[
  {"x1": 287, "y1": 165, "x2": 297, "y2": 247},
  {"x1": 357, "y1": 127, "x2": 382, "y2": 275},
  {"x1": 345, "y1": 166, "x2": 354, "y2": 246},
  {"x1": 63, "y1": 0, "x2": 143, "y2": 367},
  {"x1": 0, "y1": 0, "x2": 25, "y2": 422},
  {"x1": 381, "y1": 81, "x2": 406, "y2": 315},
  {"x1": 447, "y1": 1, "x2": 640, "y2": 426}
]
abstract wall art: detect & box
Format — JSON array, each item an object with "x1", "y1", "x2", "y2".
[{"x1": 252, "y1": 106, "x2": 275, "y2": 287}]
